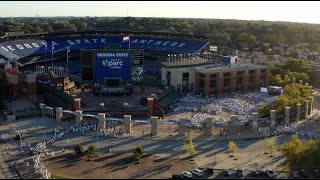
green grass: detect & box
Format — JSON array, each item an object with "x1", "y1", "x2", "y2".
[
  {"x1": 280, "y1": 167, "x2": 290, "y2": 173},
  {"x1": 50, "y1": 174, "x2": 69, "y2": 179}
]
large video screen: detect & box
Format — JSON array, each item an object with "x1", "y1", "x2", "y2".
[{"x1": 94, "y1": 50, "x2": 132, "y2": 81}]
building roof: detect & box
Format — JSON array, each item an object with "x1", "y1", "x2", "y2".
[
  {"x1": 162, "y1": 63, "x2": 267, "y2": 73},
  {"x1": 195, "y1": 63, "x2": 267, "y2": 73}
]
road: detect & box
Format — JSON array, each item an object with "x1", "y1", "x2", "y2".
[{"x1": 0, "y1": 133, "x2": 21, "y2": 179}]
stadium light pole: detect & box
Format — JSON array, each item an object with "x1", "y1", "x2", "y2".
[
  {"x1": 129, "y1": 34, "x2": 131, "y2": 50},
  {"x1": 97, "y1": 124, "x2": 99, "y2": 155},
  {"x1": 51, "y1": 44, "x2": 55, "y2": 73},
  {"x1": 66, "y1": 47, "x2": 70, "y2": 77},
  {"x1": 44, "y1": 45, "x2": 47, "y2": 68}
]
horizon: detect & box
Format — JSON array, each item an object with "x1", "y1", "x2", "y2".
[{"x1": 1, "y1": 1, "x2": 320, "y2": 24}]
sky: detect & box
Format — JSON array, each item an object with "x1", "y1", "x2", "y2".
[{"x1": 1, "y1": 1, "x2": 320, "y2": 24}]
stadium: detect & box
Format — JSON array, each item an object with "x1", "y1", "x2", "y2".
[
  {"x1": 0, "y1": 30, "x2": 274, "y2": 117},
  {"x1": 0, "y1": 31, "x2": 213, "y2": 117},
  {"x1": 0, "y1": 31, "x2": 210, "y2": 90}
]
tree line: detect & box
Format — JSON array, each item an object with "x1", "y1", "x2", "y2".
[
  {"x1": 2, "y1": 17, "x2": 320, "y2": 51},
  {"x1": 259, "y1": 59, "x2": 313, "y2": 117}
]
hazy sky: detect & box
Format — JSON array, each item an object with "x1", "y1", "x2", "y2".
[{"x1": 1, "y1": 1, "x2": 320, "y2": 24}]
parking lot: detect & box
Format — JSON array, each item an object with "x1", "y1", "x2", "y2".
[{"x1": 172, "y1": 168, "x2": 292, "y2": 179}]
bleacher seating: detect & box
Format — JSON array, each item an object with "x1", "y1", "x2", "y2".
[{"x1": 0, "y1": 35, "x2": 209, "y2": 66}]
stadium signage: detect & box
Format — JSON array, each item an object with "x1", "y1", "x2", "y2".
[
  {"x1": 0, "y1": 38, "x2": 186, "y2": 52},
  {"x1": 97, "y1": 52, "x2": 129, "y2": 58},
  {"x1": 94, "y1": 50, "x2": 132, "y2": 80}
]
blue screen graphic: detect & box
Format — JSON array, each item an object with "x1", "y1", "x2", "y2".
[{"x1": 94, "y1": 50, "x2": 132, "y2": 81}]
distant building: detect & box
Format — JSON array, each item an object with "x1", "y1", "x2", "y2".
[{"x1": 161, "y1": 62, "x2": 269, "y2": 97}]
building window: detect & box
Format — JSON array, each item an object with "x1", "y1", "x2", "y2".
[
  {"x1": 249, "y1": 76, "x2": 255, "y2": 90},
  {"x1": 199, "y1": 73, "x2": 205, "y2": 91},
  {"x1": 182, "y1": 72, "x2": 189, "y2": 92},
  {"x1": 166, "y1": 71, "x2": 171, "y2": 86},
  {"x1": 260, "y1": 75, "x2": 266, "y2": 87}
]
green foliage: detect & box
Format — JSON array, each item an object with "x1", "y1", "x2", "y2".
[
  {"x1": 269, "y1": 59, "x2": 310, "y2": 86},
  {"x1": 228, "y1": 141, "x2": 238, "y2": 157},
  {"x1": 132, "y1": 145, "x2": 144, "y2": 162},
  {"x1": 259, "y1": 83, "x2": 312, "y2": 117},
  {"x1": 279, "y1": 134, "x2": 320, "y2": 168},
  {"x1": 158, "y1": 109, "x2": 165, "y2": 119},
  {"x1": 184, "y1": 135, "x2": 196, "y2": 157},
  {"x1": 86, "y1": 145, "x2": 96, "y2": 159},
  {"x1": 268, "y1": 141, "x2": 276, "y2": 157},
  {"x1": 50, "y1": 174, "x2": 69, "y2": 179},
  {"x1": 2, "y1": 17, "x2": 320, "y2": 49},
  {"x1": 74, "y1": 144, "x2": 84, "y2": 154}
]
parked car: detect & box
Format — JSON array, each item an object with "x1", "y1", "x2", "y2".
[
  {"x1": 251, "y1": 170, "x2": 259, "y2": 177},
  {"x1": 224, "y1": 170, "x2": 231, "y2": 176},
  {"x1": 293, "y1": 171, "x2": 300, "y2": 178},
  {"x1": 236, "y1": 169, "x2": 245, "y2": 177},
  {"x1": 265, "y1": 168, "x2": 276, "y2": 178},
  {"x1": 181, "y1": 171, "x2": 192, "y2": 179},
  {"x1": 191, "y1": 169, "x2": 203, "y2": 177},
  {"x1": 207, "y1": 167, "x2": 214, "y2": 176},
  {"x1": 172, "y1": 174, "x2": 184, "y2": 179},
  {"x1": 299, "y1": 169, "x2": 308, "y2": 178}
]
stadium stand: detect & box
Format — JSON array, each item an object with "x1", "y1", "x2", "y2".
[{"x1": 0, "y1": 33, "x2": 209, "y2": 67}]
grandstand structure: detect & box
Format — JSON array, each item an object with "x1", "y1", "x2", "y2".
[{"x1": 0, "y1": 31, "x2": 210, "y2": 83}]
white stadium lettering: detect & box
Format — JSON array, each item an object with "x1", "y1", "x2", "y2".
[
  {"x1": 1, "y1": 46, "x2": 9, "y2": 52},
  {"x1": 24, "y1": 44, "x2": 33, "y2": 49},
  {"x1": 16, "y1": 44, "x2": 24, "y2": 49},
  {"x1": 7, "y1": 46, "x2": 16, "y2": 51},
  {"x1": 178, "y1": 43, "x2": 186, "y2": 47},
  {"x1": 139, "y1": 40, "x2": 147, "y2": 44},
  {"x1": 170, "y1": 42, "x2": 179, "y2": 46},
  {"x1": 162, "y1": 41, "x2": 171, "y2": 46},
  {"x1": 75, "y1": 39, "x2": 81, "y2": 44},
  {"x1": 41, "y1": 42, "x2": 47, "y2": 46},
  {"x1": 51, "y1": 41, "x2": 59, "y2": 46},
  {"x1": 67, "y1": 40, "x2": 74, "y2": 45},
  {"x1": 32, "y1": 43, "x2": 39, "y2": 47},
  {"x1": 131, "y1": 39, "x2": 138, "y2": 43},
  {"x1": 84, "y1": 39, "x2": 91, "y2": 43},
  {"x1": 154, "y1": 41, "x2": 163, "y2": 45},
  {"x1": 146, "y1": 40, "x2": 154, "y2": 44},
  {"x1": 91, "y1": 39, "x2": 97, "y2": 43},
  {"x1": 101, "y1": 39, "x2": 106, "y2": 43}
]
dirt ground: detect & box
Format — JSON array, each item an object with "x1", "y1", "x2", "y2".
[{"x1": 43, "y1": 151, "x2": 198, "y2": 179}]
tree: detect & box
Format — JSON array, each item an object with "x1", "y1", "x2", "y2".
[
  {"x1": 86, "y1": 145, "x2": 96, "y2": 160},
  {"x1": 158, "y1": 109, "x2": 165, "y2": 119},
  {"x1": 74, "y1": 144, "x2": 84, "y2": 154},
  {"x1": 228, "y1": 141, "x2": 238, "y2": 157},
  {"x1": 268, "y1": 141, "x2": 276, "y2": 157},
  {"x1": 279, "y1": 134, "x2": 320, "y2": 168},
  {"x1": 132, "y1": 145, "x2": 144, "y2": 163},
  {"x1": 264, "y1": 133, "x2": 268, "y2": 154},
  {"x1": 184, "y1": 135, "x2": 196, "y2": 158}
]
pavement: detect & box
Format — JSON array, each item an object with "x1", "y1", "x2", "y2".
[{"x1": 0, "y1": 111, "x2": 319, "y2": 179}]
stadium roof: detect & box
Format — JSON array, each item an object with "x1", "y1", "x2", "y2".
[{"x1": 0, "y1": 34, "x2": 209, "y2": 67}]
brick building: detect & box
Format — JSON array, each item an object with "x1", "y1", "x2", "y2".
[
  {"x1": 7, "y1": 72, "x2": 37, "y2": 101},
  {"x1": 161, "y1": 63, "x2": 269, "y2": 97}
]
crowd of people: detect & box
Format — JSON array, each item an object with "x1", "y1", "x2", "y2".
[
  {"x1": 265, "y1": 118, "x2": 319, "y2": 140},
  {"x1": 171, "y1": 92, "x2": 276, "y2": 127}
]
